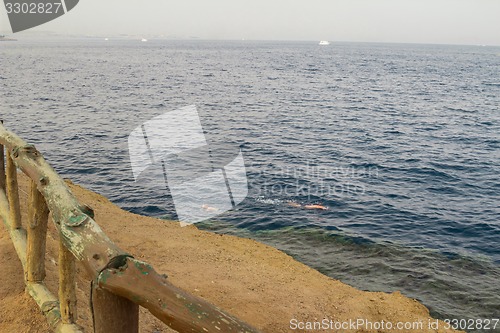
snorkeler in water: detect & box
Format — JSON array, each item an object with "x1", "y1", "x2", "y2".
[
  {"x1": 287, "y1": 201, "x2": 328, "y2": 210},
  {"x1": 287, "y1": 201, "x2": 302, "y2": 208},
  {"x1": 201, "y1": 204, "x2": 219, "y2": 212},
  {"x1": 204, "y1": 201, "x2": 327, "y2": 212},
  {"x1": 303, "y1": 204, "x2": 328, "y2": 210}
]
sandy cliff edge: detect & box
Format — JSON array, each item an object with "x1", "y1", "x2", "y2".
[{"x1": 0, "y1": 173, "x2": 463, "y2": 333}]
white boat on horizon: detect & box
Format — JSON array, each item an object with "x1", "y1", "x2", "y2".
[
  {"x1": 141, "y1": 38, "x2": 148, "y2": 42},
  {"x1": 319, "y1": 40, "x2": 330, "y2": 45}
]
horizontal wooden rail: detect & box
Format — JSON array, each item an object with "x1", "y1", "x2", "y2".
[{"x1": 0, "y1": 122, "x2": 261, "y2": 333}]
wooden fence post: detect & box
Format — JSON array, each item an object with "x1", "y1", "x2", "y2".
[
  {"x1": 6, "y1": 148, "x2": 21, "y2": 229},
  {"x1": 89, "y1": 202, "x2": 138, "y2": 333},
  {"x1": 59, "y1": 241, "x2": 78, "y2": 324},
  {"x1": 26, "y1": 180, "x2": 50, "y2": 282},
  {"x1": 0, "y1": 120, "x2": 4, "y2": 192},
  {"x1": 92, "y1": 284, "x2": 139, "y2": 333},
  {"x1": 0, "y1": 145, "x2": 5, "y2": 192}
]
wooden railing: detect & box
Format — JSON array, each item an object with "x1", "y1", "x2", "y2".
[{"x1": 0, "y1": 121, "x2": 260, "y2": 333}]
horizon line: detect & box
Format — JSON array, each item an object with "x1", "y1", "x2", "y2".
[{"x1": 2, "y1": 34, "x2": 499, "y2": 48}]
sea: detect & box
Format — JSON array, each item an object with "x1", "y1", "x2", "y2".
[{"x1": 1, "y1": 39, "x2": 499, "y2": 331}]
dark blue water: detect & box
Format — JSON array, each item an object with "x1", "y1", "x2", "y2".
[{"x1": 1, "y1": 39, "x2": 499, "y2": 327}]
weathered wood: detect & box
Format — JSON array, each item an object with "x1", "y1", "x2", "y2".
[
  {"x1": 27, "y1": 180, "x2": 50, "y2": 282},
  {"x1": 0, "y1": 142, "x2": 5, "y2": 191},
  {"x1": 0, "y1": 189, "x2": 26, "y2": 269},
  {"x1": 0, "y1": 123, "x2": 261, "y2": 333},
  {"x1": 26, "y1": 283, "x2": 83, "y2": 333},
  {"x1": 0, "y1": 190, "x2": 83, "y2": 333},
  {"x1": 92, "y1": 283, "x2": 139, "y2": 333},
  {"x1": 98, "y1": 257, "x2": 260, "y2": 333},
  {"x1": 0, "y1": 124, "x2": 128, "y2": 279},
  {"x1": 0, "y1": 120, "x2": 4, "y2": 192},
  {"x1": 6, "y1": 149, "x2": 21, "y2": 229},
  {"x1": 59, "y1": 240, "x2": 78, "y2": 324}
]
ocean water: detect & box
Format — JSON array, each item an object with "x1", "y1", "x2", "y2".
[{"x1": 1, "y1": 39, "x2": 499, "y2": 329}]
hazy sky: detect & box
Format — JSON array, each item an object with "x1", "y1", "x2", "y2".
[{"x1": 1, "y1": 0, "x2": 500, "y2": 45}]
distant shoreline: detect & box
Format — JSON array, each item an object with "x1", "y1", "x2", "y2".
[{"x1": 0, "y1": 36, "x2": 17, "y2": 41}]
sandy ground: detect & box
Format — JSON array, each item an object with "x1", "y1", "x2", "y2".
[{"x1": 0, "y1": 173, "x2": 463, "y2": 333}]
